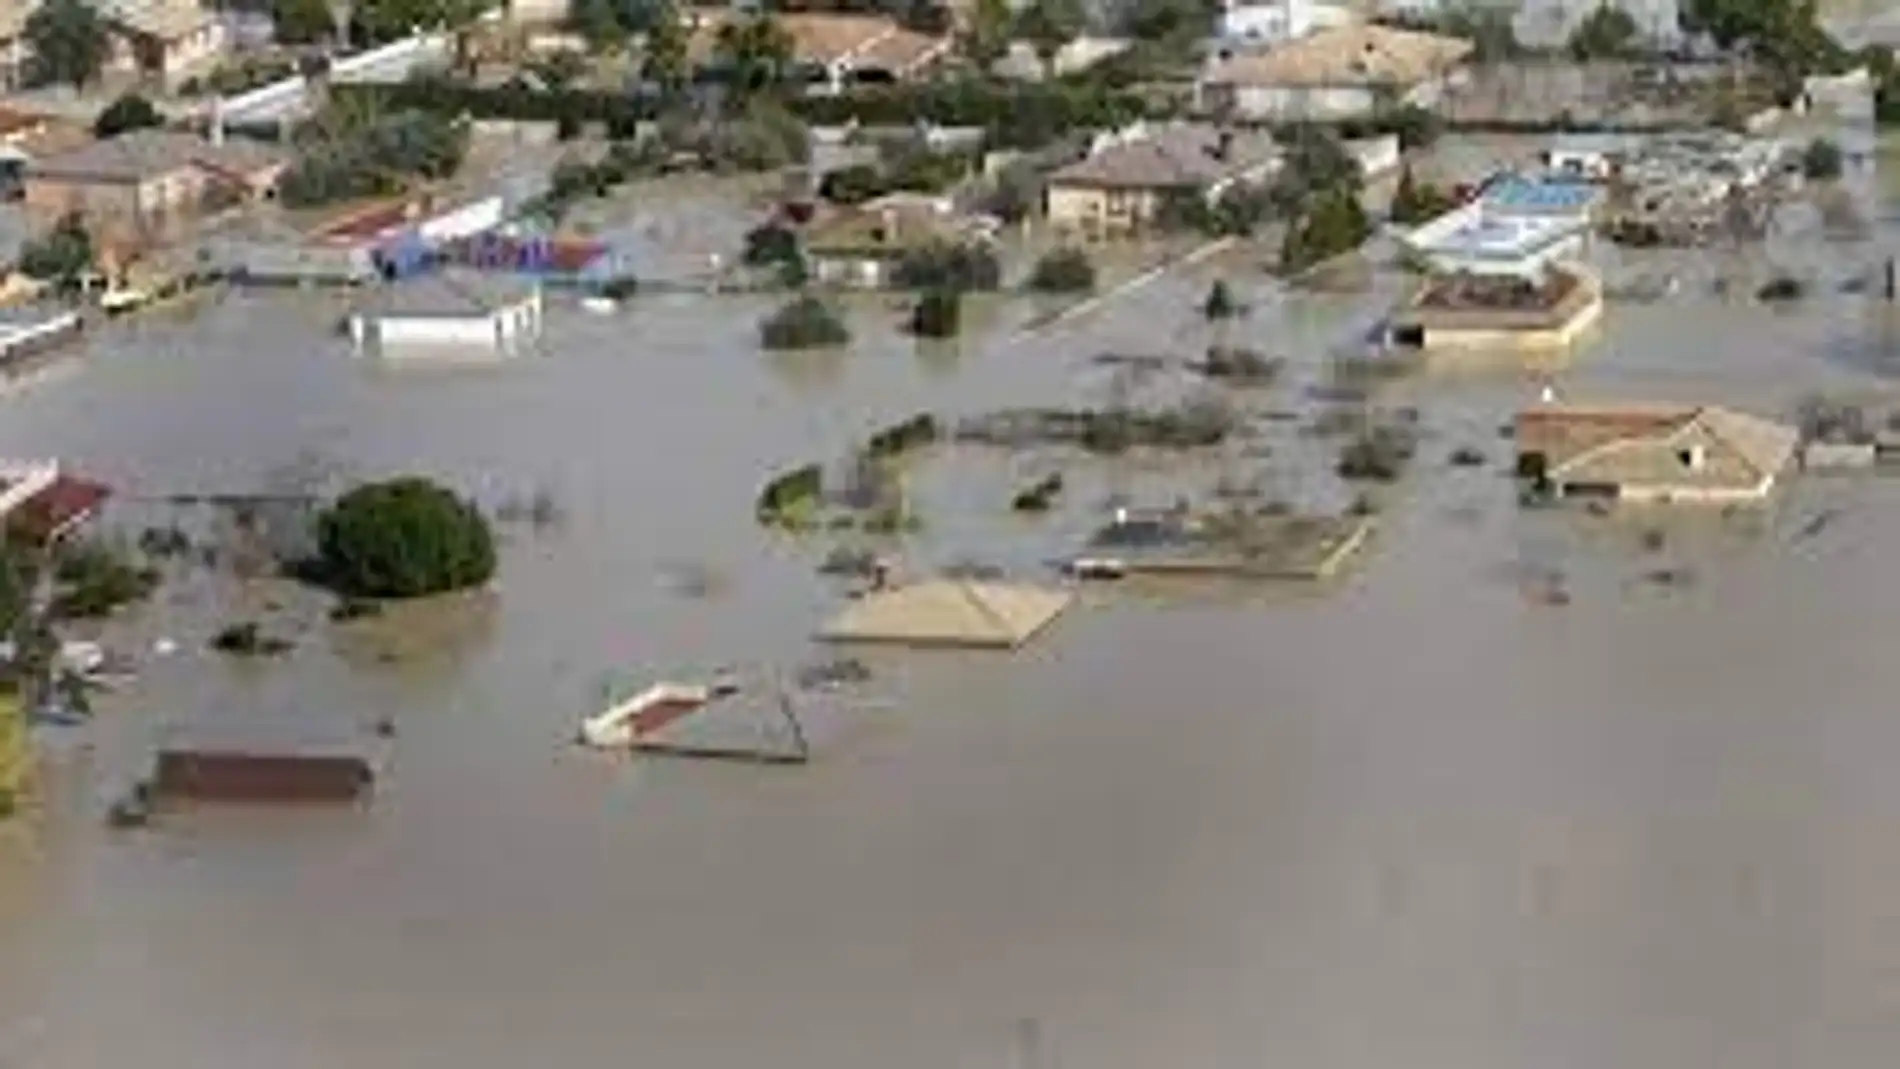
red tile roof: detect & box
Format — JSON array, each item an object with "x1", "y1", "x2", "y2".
[{"x1": 10, "y1": 475, "x2": 110, "y2": 544}]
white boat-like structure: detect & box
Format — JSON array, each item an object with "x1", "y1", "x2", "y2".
[
  {"x1": 579, "y1": 681, "x2": 721, "y2": 748},
  {"x1": 577, "y1": 675, "x2": 816, "y2": 764}
]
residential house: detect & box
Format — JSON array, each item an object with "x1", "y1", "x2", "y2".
[
  {"x1": 1196, "y1": 23, "x2": 1473, "y2": 122},
  {"x1": 98, "y1": 0, "x2": 229, "y2": 87},
  {"x1": 23, "y1": 130, "x2": 286, "y2": 241},
  {"x1": 691, "y1": 13, "x2": 952, "y2": 93},
  {"x1": 1514, "y1": 402, "x2": 1798, "y2": 504},
  {"x1": 802, "y1": 194, "x2": 995, "y2": 289},
  {"x1": 1045, "y1": 123, "x2": 1280, "y2": 238}
]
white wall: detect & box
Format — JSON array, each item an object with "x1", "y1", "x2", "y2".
[
  {"x1": 418, "y1": 197, "x2": 505, "y2": 243},
  {"x1": 1229, "y1": 84, "x2": 1378, "y2": 121}
]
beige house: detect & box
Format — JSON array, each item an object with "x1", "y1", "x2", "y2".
[
  {"x1": 1045, "y1": 123, "x2": 1280, "y2": 238},
  {"x1": 1514, "y1": 402, "x2": 1799, "y2": 504},
  {"x1": 24, "y1": 130, "x2": 285, "y2": 242},
  {"x1": 1197, "y1": 24, "x2": 1473, "y2": 122},
  {"x1": 100, "y1": 0, "x2": 229, "y2": 88}
]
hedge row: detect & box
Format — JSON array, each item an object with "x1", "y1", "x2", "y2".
[{"x1": 864, "y1": 414, "x2": 939, "y2": 458}]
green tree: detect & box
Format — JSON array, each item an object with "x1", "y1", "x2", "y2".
[
  {"x1": 760, "y1": 295, "x2": 851, "y2": 350},
  {"x1": 1390, "y1": 162, "x2": 1454, "y2": 225},
  {"x1": 316, "y1": 477, "x2": 496, "y2": 599},
  {"x1": 641, "y1": 4, "x2": 690, "y2": 91},
  {"x1": 1115, "y1": 0, "x2": 1216, "y2": 44},
  {"x1": 1015, "y1": 0, "x2": 1084, "y2": 68},
  {"x1": 1280, "y1": 188, "x2": 1370, "y2": 274},
  {"x1": 17, "y1": 215, "x2": 94, "y2": 289},
  {"x1": 25, "y1": 0, "x2": 109, "y2": 91},
  {"x1": 1027, "y1": 246, "x2": 1096, "y2": 292},
  {"x1": 274, "y1": 0, "x2": 338, "y2": 44},
  {"x1": 1567, "y1": 3, "x2": 1639, "y2": 60},
  {"x1": 1801, "y1": 137, "x2": 1843, "y2": 180},
  {"x1": 92, "y1": 93, "x2": 163, "y2": 139},
  {"x1": 570, "y1": 0, "x2": 630, "y2": 49},
  {"x1": 963, "y1": 0, "x2": 1014, "y2": 69},
  {"x1": 910, "y1": 288, "x2": 962, "y2": 337},
  {"x1": 1202, "y1": 279, "x2": 1238, "y2": 320},
  {"x1": 715, "y1": 15, "x2": 795, "y2": 94},
  {"x1": 1269, "y1": 125, "x2": 1361, "y2": 218}
]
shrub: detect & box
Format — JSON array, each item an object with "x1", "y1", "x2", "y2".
[
  {"x1": 1203, "y1": 279, "x2": 1239, "y2": 320},
  {"x1": 1280, "y1": 189, "x2": 1371, "y2": 275},
  {"x1": 209, "y1": 622, "x2": 293, "y2": 657},
  {"x1": 1802, "y1": 137, "x2": 1844, "y2": 181},
  {"x1": 1389, "y1": 163, "x2": 1455, "y2": 226},
  {"x1": 17, "y1": 214, "x2": 93, "y2": 287},
  {"x1": 865, "y1": 414, "x2": 941, "y2": 456},
  {"x1": 891, "y1": 240, "x2": 1002, "y2": 291},
  {"x1": 280, "y1": 110, "x2": 470, "y2": 209},
  {"x1": 92, "y1": 92, "x2": 162, "y2": 138},
  {"x1": 1027, "y1": 246, "x2": 1095, "y2": 293},
  {"x1": 757, "y1": 464, "x2": 824, "y2": 522},
  {"x1": 910, "y1": 288, "x2": 962, "y2": 337},
  {"x1": 819, "y1": 163, "x2": 885, "y2": 204},
  {"x1": 48, "y1": 540, "x2": 158, "y2": 620},
  {"x1": 760, "y1": 295, "x2": 850, "y2": 350},
  {"x1": 315, "y1": 477, "x2": 496, "y2": 599},
  {"x1": 742, "y1": 221, "x2": 802, "y2": 268}
]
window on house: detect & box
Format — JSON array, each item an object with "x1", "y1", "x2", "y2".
[{"x1": 1677, "y1": 446, "x2": 1705, "y2": 470}]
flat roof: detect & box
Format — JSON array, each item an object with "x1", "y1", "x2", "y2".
[
  {"x1": 1409, "y1": 209, "x2": 1583, "y2": 260},
  {"x1": 1482, "y1": 177, "x2": 1598, "y2": 214}
]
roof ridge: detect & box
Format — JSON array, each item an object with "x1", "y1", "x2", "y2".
[{"x1": 952, "y1": 581, "x2": 1017, "y2": 639}]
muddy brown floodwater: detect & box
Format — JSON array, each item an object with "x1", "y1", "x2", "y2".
[{"x1": 6, "y1": 125, "x2": 1900, "y2": 1068}]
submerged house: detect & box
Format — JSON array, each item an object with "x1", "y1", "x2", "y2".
[
  {"x1": 348, "y1": 271, "x2": 544, "y2": 356},
  {"x1": 1045, "y1": 123, "x2": 1281, "y2": 238},
  {"x1": 150, "y1": 722, "x2": 378, "y2": 804},
  {"x1": 1514, "y1": 402, "x2": 1799, "y2": 504},
  {"x1": 802, "y1": 196, "x2": 994, "y2": 288},
  {"x1": 819, "y1": 579, "x2": 1072, "y2": 649}
]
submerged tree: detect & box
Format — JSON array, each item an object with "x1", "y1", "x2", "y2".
[{"x1": 316, "y1": 477, "x2": 496, "y2": 599}]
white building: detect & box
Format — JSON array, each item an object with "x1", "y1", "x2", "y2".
[
  {"x1": 1197, "y1": 24, "x2": 1474, "y2": 122},
  {"x1": 1215, "y1": 0, "x2": 1353, "y2": 48},
  {"x1": 349, "y1": 271, "x2": 544, "y2": 357}
]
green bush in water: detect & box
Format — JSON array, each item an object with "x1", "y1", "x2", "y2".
[{"x1": 316, "y1": 477, "x2": 496, "y2": 599}]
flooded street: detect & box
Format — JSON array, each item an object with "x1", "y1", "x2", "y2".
[{"x1": 6, "y1": 133, "x2": 1900, "y2": 1067}]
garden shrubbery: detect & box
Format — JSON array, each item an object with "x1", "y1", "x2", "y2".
[
  {"x1": 761, "y1": 295, "x2": 850, "y2": 349},
  {"x1": 1027, "y1": 247, "x2": 1096, "y2": 293}
]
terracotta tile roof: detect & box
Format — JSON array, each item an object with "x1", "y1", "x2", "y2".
[
  {"x1": 1204, "y1": 24, "x2": 1473, "y2": 89},
  {"x1": 9, "y1": 475, "x2": 110, "y2": 544},
  {"x1": 1516, "y1": 403, "x2": 1798, "y2": 485},
  {"x1": 27, "y1": 130, "x2": 284, "y2": 185},
  {"x1": 1051, "y1": 124, "x2": 1279, "y2": 191}
]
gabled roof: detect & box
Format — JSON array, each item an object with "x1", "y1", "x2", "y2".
[
  {"x1": 358, "y1": 270, "x2": 538, "y2": 320},
  {"x1": 689, "y1": 12, "x2": 949, "y2": 74},
  {"x1": 819, "y1": 580, "x2": 1072, "y2": 649},
  {"x1": 1203, "y1": 24, "x2": 1473, "y2": 89},
  {"x1": 26, "y1": 130, "x2": 284, "y2": 185},
  {"x1": 1518, "y1": 403, "x2": 1798, "y2": 485},
  {"x1": 1050, "y1": 124, "x2": 1279, "y2": 191}
]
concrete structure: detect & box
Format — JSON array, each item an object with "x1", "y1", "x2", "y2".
[
  {"x1": 1515, "y1": 402, "x2": 1799, "y2": 504},
  {"x1": 1046, "y1": 122, "x2": 1281, "y2": 238},
  {"x1": 0, "y1": 309, "x2": 82, "y2": 366},
  {"x1": 1196, "y1": 24, "x2": 1472, "y2": 121},
  {"x1": 1345, "y1": 132, "x2": 1401, "y2": 179},
  {"x1": 803, "y1": 195, "x2": 995, "y2": 289},
  {"x1": 22, "y1": 131, "x2": 284, "y2": 240},
  {"x1": 348, "y1": 270, "x2": 544, "y2": 356},
  {"x1": 1543, "y1": 133, "x2": 1641, "y2": 180},
  {"x1": 992, "y1": 37, "x2": 1131, "y2": 81},
  {"x1": 1386, "y1": 263, "x2": 1602, "y2": 353},
  {"x1": 819, "y1": 580, "x2": 1073, "y2": 649},
  {"x1": 208, "y1": 32, "x2": 454, "y2": 138},
  {"x1": 1400, "y1": 201, "x2": 1589, "y2": 277},
  {"x1": 689, "y1": 13, "x2": 951, "y2": 94}
]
